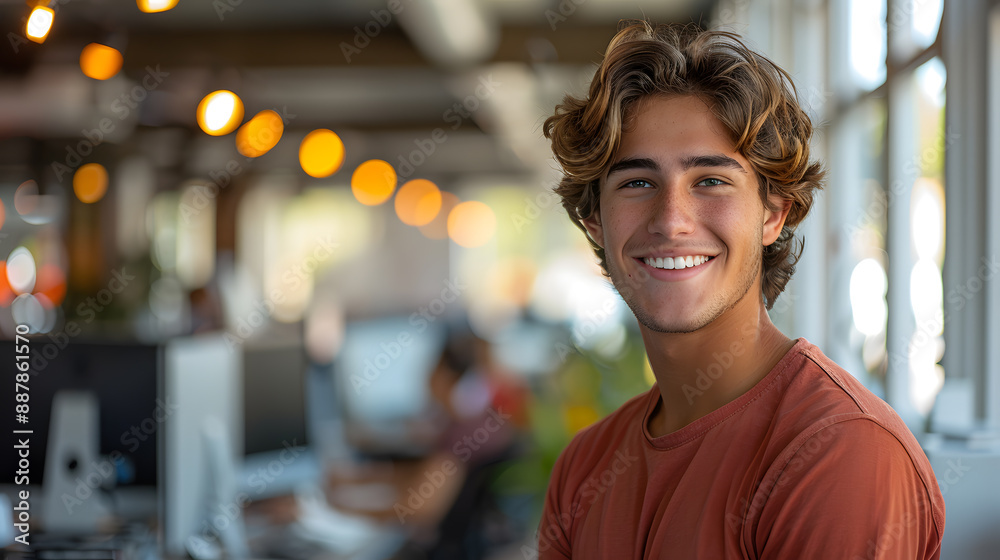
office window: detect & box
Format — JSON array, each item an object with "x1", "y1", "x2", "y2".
[
  {"x1": 724, "y1": 0, "x2": 959, "y2": 428},
  {"x1": 906, "y1": 57, "x2": 947, "y2": 414},
  {"x1": 843, "y1": 99, "x2": 889, "y2": 382},
  {"x1": 909, "y1": 0, "x2": 944, "y2": 49},
  {"x1": 849, "y1": 0, "x2": 888, "y2": 88}
]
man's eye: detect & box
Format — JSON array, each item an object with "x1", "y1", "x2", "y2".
[
  {"x1": 622, "y1": 179, "x2": 652, "y2": 189},
  {"x1": 697, "y1": 178, "x2": 727, "y2": 187}
]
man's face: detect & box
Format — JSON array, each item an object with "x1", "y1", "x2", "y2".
[{"x1": 582, "y1": 95, "x2": 789, "y2": 334}]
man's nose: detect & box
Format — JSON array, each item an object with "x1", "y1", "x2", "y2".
[{"x1": 647, "y1": 184, "x2": 696, "y2": 238}]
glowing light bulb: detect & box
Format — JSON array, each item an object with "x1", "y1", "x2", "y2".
[
  {"x1": 448, "y1": 201, "x2": 496, "y2": 247},
  {"x1": 73, "y1": 163, "x2": 109, "y2": 204},
  {"x1": 351, "y1": 160, "x2": 396, "y2": 206},
  {"x1": 137, "y1": 0, "x2": 179, "y2": 14},
  {"x1": 235, "y1": 110, "x2": 284, "y2": 158},
  {"x1": 299, "y1": 129, "x2": 345, "y2": 178},
  {"x1": 197, "y1": 90, "x2": 244, "y2": 136},
  {"x1": 80, "y1": 43, "x2": 123, "y2": 80},
  {"x1": 6, "y1": 247, "x2": 37, "y2": 295},
  {"x1": 25, "y1": 6, "x2": 54, "y2": 43},
  {"x1": 394, "y1": 179, "x2": 441, "y2": 226}
]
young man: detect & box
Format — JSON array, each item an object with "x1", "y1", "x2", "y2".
[{"x1": 537, "y1": 21, "x2": 945, "y2": 559}]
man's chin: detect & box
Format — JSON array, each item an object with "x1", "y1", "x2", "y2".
[
  {"x1": 636, "y1": 316, "x2": 707, "y2": 335},
  {"x1": 628, "y1": 304, "x2": 713, "y2": 335}
]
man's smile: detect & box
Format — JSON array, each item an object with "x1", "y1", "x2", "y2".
[
  {"x1": 632, "y1": 254, "x2": 718, "y2": 282},
  {"x1": 638, "y1": 255, "x2": 716, "y2": 270}
]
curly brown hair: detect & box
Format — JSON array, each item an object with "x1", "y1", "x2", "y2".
[{"x1": 544, "y1": 21, "x2": 825, "y2": 310}]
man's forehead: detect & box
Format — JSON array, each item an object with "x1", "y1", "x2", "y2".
[
  {"x1": 619, "y1": 97, "x2": 738, "y2": 147},
  {"x1": 622, "y1": 93, "x2": 715, "y2": 126},
  {"x1": 605, "y1": 95, "x2": 757, "y2": 180}
]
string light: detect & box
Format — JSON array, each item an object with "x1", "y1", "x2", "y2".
[
  {"x1": 299, "y1": 129, "x2": 345, "y2": 178},
  {"x1": 236, "y1": 110, "x2": 284, "y2": 158},
  {"x1": 80, "y1": 43, "x2": 123, "y2": 80},
  {"x1": 73, "y1": 163, "x2": 109, "y2": 203},
  {"x1": 448, "y1": 200, "x2": 496, "y2": 247},
  {"x1": 394, "y1": 179, "x2": 441, "y2": 226},
  {"x1": 351, "y1": 160, "x2": 397, "y2": 206},
  {"x1": 137, "y1": 0, "x2": 179, "y2": 14},
  {"x1": 25, "y1": 5, "x2": 54, "y2": 44},
  {"x1": 196, "y1": 90, "x2": 244, "y2": 136}
]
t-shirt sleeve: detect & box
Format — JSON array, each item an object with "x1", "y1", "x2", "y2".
[
  {"x1": 754, "y1": 417, "x2": 943, "y2": 560},
  {"x1": 535, "y1": 442, "x2": 576, "y2": 560}
]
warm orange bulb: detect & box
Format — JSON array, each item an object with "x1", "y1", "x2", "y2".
[
  {"x1": 197, "y1": 90, "x2": 244, "y2": 136},
  {"x1": 236, "y1": 110, "x2": 284, "y2": 158},
  {"x1": 0, "y1": 262, "x2": 12, "y2": 307},
  {"x1": 299, "y1": 129, "x2": 345, "y2": 178},
  {"x1": 447, "y1": 201, "x2": 496, "y2": 247},
  {"x1": 351, "y1": 160, "x2": 397, "y2": 206},
  {"x1": 394, "y1": 179, "x2": 442, "y2": 227},
  {"x1": 137, "y1": 0, "x2": 179, "y2": 14},
  {"x1": 80, "y1": 43, "x2": 124, "y2": 80},
  {"x1": 73, "y1": 163, "x2": 109, "y2": 204},
  {"x1": 25, "y1": 6, "x2": 54, "y2": 43}
]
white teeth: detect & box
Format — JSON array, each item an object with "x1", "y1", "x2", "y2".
[{"x1": 642, "y1": 255, "x2": 713, "y2": 270}]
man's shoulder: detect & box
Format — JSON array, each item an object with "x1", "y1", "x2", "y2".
[
  {"x1": 727, "y1": 339, "x2": 933, "y2": 479},
  {"x1": 754, "y1": 342, "x2": 946, "y2": 542},
  {"x1": 780, "y1": 340, "x2": 908, "y2": 429},
  {"x1": 772, "y1": 341, "x2": 938, "y2": 492}
]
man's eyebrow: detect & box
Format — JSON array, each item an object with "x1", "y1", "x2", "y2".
[
  {"x1": 606, "y1": 157, "x2": 659, "y2": 176},
  {"x1": 680, "y1": 154, "x2": 747, "y2": 174},
  {"x1": 605, "y1": 154, "x2": 748, "y2": 177}
]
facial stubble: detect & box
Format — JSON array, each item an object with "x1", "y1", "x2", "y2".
[{"x1": 607, "y1": 221, "x2": 764, "y2": 334}]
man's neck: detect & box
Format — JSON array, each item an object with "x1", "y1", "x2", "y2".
[{"x1": 641, "y1": 295, "x2": 795, "y2": 438}]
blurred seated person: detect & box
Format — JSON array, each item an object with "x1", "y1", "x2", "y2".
[{"x1": 324, "y1": 320, "x2": 524, "y2": 557}]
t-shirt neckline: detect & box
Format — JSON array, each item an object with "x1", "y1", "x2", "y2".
[{"x1": 641, "y1": 337, "x2": 809, "y2": 450}]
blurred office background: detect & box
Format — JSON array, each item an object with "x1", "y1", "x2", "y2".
[{"x1": 0, "y1": 0, "x2": 998, "y2": 558}]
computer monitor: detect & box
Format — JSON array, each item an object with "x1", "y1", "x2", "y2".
[
  {"x1": 0, "y1": 340, "x2": 161, "y2": 524},
  {"x1": 333, "y1": 316, "x2": 446, "y2": 456},
  {"x1": 162, "y1": 334, "x2": 244, "y2": 558},
  {"x1": 238, "y1": 343, "x2": 319, "y2": 499}
]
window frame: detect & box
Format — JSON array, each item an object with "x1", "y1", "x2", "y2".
[{"x1": 721, "y1": 0, "x2": 998, "y2": 438}]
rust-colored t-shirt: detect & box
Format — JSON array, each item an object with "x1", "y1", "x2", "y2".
[{"x1": 536, "y1": 338, "x2": 945, "y2": 559}]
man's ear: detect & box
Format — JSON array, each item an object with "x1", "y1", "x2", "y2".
[
  {"x1": 762, "y1": 196, "x2": 792, "y2": 246},
  {"x1": 581, "y1": 210, "x2": 604, "y2": 249}
]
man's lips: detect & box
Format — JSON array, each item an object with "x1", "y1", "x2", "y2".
[
  {"x1": 633, "y1": 255, "x2": 716, "y2": 280},
  {"x1": 637, "y1": 254, "x2": 715, "y2": 270}
]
